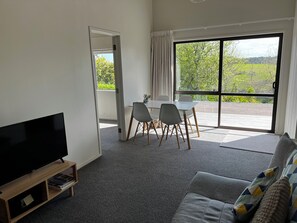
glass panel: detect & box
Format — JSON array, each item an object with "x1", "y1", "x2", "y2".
[
  {"x1": 222, "y1": 37, "x2": 280, "y2": 94},
  {"x1": 94, "y1": 52, "x2": 115, "y2": 90},
  {"x1": 176, "y1": 94, "x2": 219, "y2": 127},
  {"x1": 220, "y1": 96, "x2": 273, "y2": 130},
  {"x1": 175, "y1": 41, "x2": 220, "y2": 92},
  {"x1": 196, "y1": 95, "x2": 219, "y2": 127}
]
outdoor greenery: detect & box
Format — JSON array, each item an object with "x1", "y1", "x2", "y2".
[
  {"x1": 176, "y1": 41, "x2": 277, "y2": 104},
  {"x1": 176, "y1": 41, "x2": 220, "y2": 92},
  {"x1": 95, "y1": 41, "x2": 278, "y2": 104},
  {"x1": 95, "y1": 56, "x2": 115, "y2": 90},
  {"x1": 98, "y1": 83, "x2": 115, "y2": 90}
]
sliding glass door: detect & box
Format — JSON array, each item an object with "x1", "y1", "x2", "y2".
[
  {"x1": 175, "y1": 41, "x2": 220, "y2": 127},
  {"x1": 174, "y1": 33, "x2": 283, "y2": 132}
]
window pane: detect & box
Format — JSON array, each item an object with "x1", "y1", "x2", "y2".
[
  {"x1": 94, "y1": 53, "x2": 115, "y2": 90},
  {"x1": 222, "y1": 37, "x2": 279, "y2": 94},
  {"x1": 221, "y1": 96, "x2": 273, "y2": 130},
  {"x1": 176, "y1": 41, "x2": 220, "y2": 92},
  {"x1": 175, "y1": 94, "x2": 219, "y2": 127},
  {"x1": 196, "y1": 95, "x2": 219, "y2": 127}
]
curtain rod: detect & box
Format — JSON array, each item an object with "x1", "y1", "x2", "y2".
[{"x1": 172, "y1": 17, "x2": 295, "y2": 33}]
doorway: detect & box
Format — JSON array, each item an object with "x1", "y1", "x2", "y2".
[{"x1": 88, "y1": 27, "x2": 126, "y2": 153}]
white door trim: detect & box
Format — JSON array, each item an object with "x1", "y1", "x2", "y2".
[{"x1": 88, "y1": 26, "x2": 126, "y2": 156}]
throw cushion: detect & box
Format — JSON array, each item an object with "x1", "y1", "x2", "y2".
[
  {"x1": 282, "y1": 150, "x2": 297, "y2": 223},
  {"x1": 233, "y1": 166, "x2": 279, "y2": 222},
  {"x1": 269, "y1": 133, "x2": 297, "y2": 178},
  {"x1": 251, "y1": 176, "x2": 290, "y2": 223}
]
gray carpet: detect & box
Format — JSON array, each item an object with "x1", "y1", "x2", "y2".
[
  {"x1": 220, "y1": 132, "x2": 280, "y2": 154},
  {"x1": 19, "y1": 126, "x2": 273, "y2": 223}
]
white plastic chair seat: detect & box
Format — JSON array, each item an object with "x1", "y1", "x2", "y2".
[
  {"x1": 179, "y1": 95, "x2": 194, "y2": 118},
  {"x1": 159, "y1": 104, "x2": 182, "y2": 125},
  {"x1": 159, "y1": 103, "x2": 185, "y2": 149},
  {"x1": 149, "y1": 95, "x2": 170, "y2": 120},
  {"x1": 178, "y1": 95, "x2": 195, "y2": 133},
  {"x1": 133, "y1": 102, "x2": 154, "y2": 122},
  {"x1": 132, "y1": 102, "x2": 159, "y2": 144}
]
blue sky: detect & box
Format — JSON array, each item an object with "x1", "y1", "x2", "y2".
[
  {"x1": 95, "y1": 53, "x2": 114, "y2": 62},
  {"x1": 102, "y1": 53, "x2": 114, "y2": 62}
]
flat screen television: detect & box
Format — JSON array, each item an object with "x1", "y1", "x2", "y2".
[{"x1": 0, "y1": 113, "x2": 68, "y2": 187}]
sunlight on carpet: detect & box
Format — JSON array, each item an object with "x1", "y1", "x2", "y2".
[{"x1": 220, "y1": 130, "x2": 280, "y2": 154}]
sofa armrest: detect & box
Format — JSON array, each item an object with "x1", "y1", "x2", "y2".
[{"x1": 188, "y1": 171, "x2": 251, "y2": 204}]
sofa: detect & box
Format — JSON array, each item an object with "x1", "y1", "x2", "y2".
[{"x1": 172, "y1": 133, "x2": 297, "y2": 223}]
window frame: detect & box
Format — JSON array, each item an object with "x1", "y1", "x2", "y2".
[{"x1": 173, "y1": 33, "x2": 283, "y2": 132}]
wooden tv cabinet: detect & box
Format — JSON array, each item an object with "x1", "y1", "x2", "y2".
[{"x1": 0, "y1": 160, "x2": 78, "y2": 223}]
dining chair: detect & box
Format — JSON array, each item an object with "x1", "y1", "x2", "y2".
[
  {"x1": 159, "y1": 104, "x2": 185, "y2": 149},
  {"x1": 132, "y1": 102, "x2": 159, "y2": 144},
  {"x1": 179, "y1": 95, "x2": 194, "y2": 132}
]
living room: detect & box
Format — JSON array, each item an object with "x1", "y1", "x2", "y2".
[{"x1": 1, "y1": 0, "x2": 297, "y2": 222}]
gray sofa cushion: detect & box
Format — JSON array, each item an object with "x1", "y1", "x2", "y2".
[
  {"x1": 172, "y1": 193, "x2": 237, "y2": 223},
  {"x1": 172, "y1": 172, "x2": 250, "y2": 223},
  {"x1": 269, "y1": 133, "x2": 297, "y2": 178},
  {"x1": 188, "y1": 172, "x2": 250, "y2": 204}
]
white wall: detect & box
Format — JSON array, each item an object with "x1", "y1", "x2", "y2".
[
  {"x1": 152, "y1": 0, "x2": 296, "y2": 134},
  {"x1": 0, "y1": 0, "x2": 152, "y2": 168},
  {"x1": 96, "y1": 90, "x2": 117, "y2": 120},
  {"x1": 91, "y1": 36, "x2": 113, "y2": 51},
  {"x1": 153, "y1": 0, "x2": 295, "y2": 31}
]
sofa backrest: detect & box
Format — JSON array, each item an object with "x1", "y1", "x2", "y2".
[{"x1": 268, "y1": 133, "x2": 297, "y2": 179}]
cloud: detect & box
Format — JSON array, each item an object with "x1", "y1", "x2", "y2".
[{"x1": 232, "y1": 37, "x2": 279, "y2": 58}]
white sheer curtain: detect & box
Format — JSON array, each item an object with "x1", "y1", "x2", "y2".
[{"x1": 150, "y1": 31, "x2": 173, "y2": 100}]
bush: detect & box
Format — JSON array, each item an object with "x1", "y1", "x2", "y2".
[{"x1": 98, "y1": 83, "x2": 115, "y2": 90}]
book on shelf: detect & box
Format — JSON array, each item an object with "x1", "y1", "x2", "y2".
[{"x1": 48, "y1": 173, "x2": 75, "y2": 190}]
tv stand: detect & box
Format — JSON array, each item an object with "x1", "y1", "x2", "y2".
[
  {"x1": 0, "y1": 160, "x2": 77, "y2": 223},
  {"x1": 60, "y1": 158, "x2": 65, "y2": 163}
]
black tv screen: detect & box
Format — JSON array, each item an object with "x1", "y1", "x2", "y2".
[{"x1": 0, "y1": 113, "x2": 68, "y2": 187}]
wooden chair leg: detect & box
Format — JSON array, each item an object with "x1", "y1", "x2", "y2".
[
  {"x1": 178, "y1": 124, "x2": 185, "y2": 142},
  {"x1": 166, "y1": 125, "x2": 170, "y2": 140},
  {"x1": 133, "y1": 122, "x2": 141, "y2": 142},
  {"x1": 151, "y1": 121, "x2": 159, "y2": 139},
  {"x1": 188, "y1": 118, "x2": 193, "y2": 133},
  {"x1": 170, "y1": 126, "x2": 174, "y2": 137},
  {"x1": 159, "y1": 125, "x2": 167, "y2": 147},
  {"x1": 192, "y1": 107, "x2": 200, "y2": 138},
  {"x1": 174, "y1": 125, "x2": 180, "y2": 149},
  {"x1": 142, "y1": 122, "x2": 146, "y2": 136},
  {"x1": 146, "y1": 122, "x2": 150, "y2": 144}
]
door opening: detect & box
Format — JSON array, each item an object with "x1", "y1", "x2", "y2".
[{"x1": 88, "y1": 27, "x2": 126, "y2": 154}]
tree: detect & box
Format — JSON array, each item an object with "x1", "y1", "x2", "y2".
[
  {"x1": 95, "y1": 56, "x2": 115, "y2": 89},
  {"x1": 175, "y1": 41, "x2": 272, "y2": 103},
  {"x1": 176, "y1": 41, "x2": 247, "y2": 93},
  {"x1": 176, "y1": 41, "x2": 220, "y2": 92}
]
